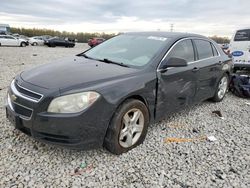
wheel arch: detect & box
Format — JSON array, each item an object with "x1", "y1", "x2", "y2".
[
  {"x1": 102, "y1": 94, "x2": 151, "y2": 145},
  {"x1": 113, "y1": 94, "x2": 151, "y2": 121}
]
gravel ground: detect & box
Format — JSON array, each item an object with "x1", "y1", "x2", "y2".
[{"x1": 0, "y1": 44, "x2": 249, "y2": 188}]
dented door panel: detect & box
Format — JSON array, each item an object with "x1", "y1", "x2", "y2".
[{"x1": 155, "y1": 64, "x2": 197, "y2": 121}]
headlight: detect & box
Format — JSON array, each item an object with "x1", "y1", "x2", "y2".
[{"x1": 47, "y1": 92, "x2": 100, "y2": 113}]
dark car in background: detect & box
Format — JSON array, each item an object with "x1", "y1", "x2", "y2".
[
  {"x1": 6, "y1": 32, "x2": 232, "y2": 154},
  {"x1": 44, "y1": 37, "x2": 75, "y2": 47},
  {"x1": 88, "y1": 37, "x2": 105, "y2": 47}
]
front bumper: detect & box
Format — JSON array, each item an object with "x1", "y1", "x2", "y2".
[
  {"x1": 6, "y1": 80, "x2": 115, "y2": 150},
  {"x1": 234, "y1": 63, "x2": 250, "y2": 69}
]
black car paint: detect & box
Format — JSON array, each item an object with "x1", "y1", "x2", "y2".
[
  {"x1": 44, "y1": 38, "x2": 75, "y2": 47},
  {"x1": 6, "y1": 32, "x2": 232, "y2": 149}
]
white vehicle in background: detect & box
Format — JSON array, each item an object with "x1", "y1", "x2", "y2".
[
  {"x1": 29, "y1": 36, "x2": 45, "y2": 46},
  {"x1": 0, "y1": 35, "x2": 28, "y2": 47},
  {"x1": 229, "y1": 28, "x2": 250, "y2": 71}
]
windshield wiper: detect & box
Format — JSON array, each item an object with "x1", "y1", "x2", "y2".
[
  {"x1": 79, "y1": 53, "x2": 93, "y2": 59},
  {"x1": 100, "y1": 58, "x2": 130, "y2": 68},
  {"x1": 79, "y1": 54, "x2": 129, "y2": 68}
]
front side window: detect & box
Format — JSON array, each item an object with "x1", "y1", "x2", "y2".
[
  {"x1": 167, "y1": 39, "x2": 194, "y2": 62},
  {"x1": 234, "y1": 29, "x2": 250, "y2": 41},
  {"x1": 194, "y1": 39, "x2": 213, "y2": 59},
  {"x1": 84, "y1": 35, "x2": 167, "y2": 67}
]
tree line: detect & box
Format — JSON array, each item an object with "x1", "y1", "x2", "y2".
[
  {"x1": 209, "y1": 35, "x2": 230, "y2": 44},
  {"x1": 10, "y1": 27, "x2": 116, "y2": 42},
  {"x1": 10, "y1": 27, "x2": 230, "y2": 44}
]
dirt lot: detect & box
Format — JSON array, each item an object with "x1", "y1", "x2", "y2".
[{"x1": 0, "y1": 44, "x2": 249, "y2": 187}]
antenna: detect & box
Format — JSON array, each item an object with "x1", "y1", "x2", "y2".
[{"x1": 170, "y1": 23, "x2": 174, "y2": 32}]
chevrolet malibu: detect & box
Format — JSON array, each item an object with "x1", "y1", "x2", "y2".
[{"x1": 6, "y1": 32, "x2": 232, "y2": 154}]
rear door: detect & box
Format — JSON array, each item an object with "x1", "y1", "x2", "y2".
[
  {"x1": 156, "y1": 39, "x2": 197, "y2": 119},
  {"x1": 193, "y1": 39, "x2": 221, "y2": 102},
  {"x1": 230, "y1": 29, "x2": 250, "y2": 65}
]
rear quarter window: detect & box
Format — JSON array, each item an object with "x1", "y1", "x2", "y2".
[
  {"x1": 194, "y1": 39, "x2": 213, "y2": 59},
  {"x1": 234, "y1": 29, "x2": 250, "y2": 41}
]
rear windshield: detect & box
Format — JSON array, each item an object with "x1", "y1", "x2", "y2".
[{"x1": 234, "y1": 29, "x2": 250, "y2": 41}]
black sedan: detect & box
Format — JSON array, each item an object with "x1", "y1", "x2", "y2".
[
  {"x1": 44, "y1": 37, "x2": 75, "y2": 47},
  {"x1": 6, "y1": 32, "x2": 232, "y2": 154}
]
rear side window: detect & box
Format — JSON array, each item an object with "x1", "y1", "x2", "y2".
[
  {"x1": 168, "y1": 39, "x2": 194, "y2": 62},
  {"x1": 194, "y1": 39, "x2": 213, "y2": 59},
  {"x1": 211, "y1": 43, "x2": 219, "y2": 56},
  {"x1": 234, "y1": 29, "x2": 250, "y2": 41}
]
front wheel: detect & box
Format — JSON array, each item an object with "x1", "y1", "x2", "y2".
[
  {"x1": 104, "y1": 99, "x2": 149, "y2": 155},
  {"x1": 20, "y1": 42, "x2": 26, "y2": 47},
  {"x1": 211, "y1": 74, "x2": 229, "y2": 102}
]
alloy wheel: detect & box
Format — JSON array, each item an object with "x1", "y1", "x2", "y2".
[
  {"x1": 217, "y1": 76, "x2": 228, "y2": 99},
  {"x1": 119, "y1": 108, "x2": 144, "y2": 148}
]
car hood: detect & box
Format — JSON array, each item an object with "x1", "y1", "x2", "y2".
[{"x1": 20, "y1": 56, "x2": 139, "y2": 90}]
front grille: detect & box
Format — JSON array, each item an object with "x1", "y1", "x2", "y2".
[
  {"x1": 36, "y1": 132, "x2": 80, "y2": 144},
  {"x1": 14, "y1": 82, "x2": 43, "y2": 102},
  {"x1": 8, "y1": 80, "x2": 38, "y2": 120},
  {"x1": 13, "y1": 102, "x2": 33, "y2": 119}
]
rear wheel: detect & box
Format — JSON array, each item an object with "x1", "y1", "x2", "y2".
[
  {"x1": 211, "y1": 74, "x2": 229, "y2": 102},
  {"x1": 104, "y1": 99, "x2": 149, "y2": 155},
  {"x1": 33, "y1": 42, "x2": 38, "y2": 46}
]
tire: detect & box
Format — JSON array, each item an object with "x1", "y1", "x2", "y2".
[
  {"x1": 33, "y1": 42, "x2": 38, "y2": 46},
  {"x1": 233, "y1": 68, "x2": 238, "y2": 73},
  {"x1": 48, "y1": 43, "x2": 55, "y2": 47},
  {"x1": 20, "y1": 42, "x2": 26, "y2": 47},
  {"x1": 104, "y1": 99, "x2": 149, "y2": 155},
  {"x1": 211, "y1": 74, "x2": 229, "y2": 102}
]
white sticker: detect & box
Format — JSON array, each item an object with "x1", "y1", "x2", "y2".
[{"x1": 147, "y1": 36, "x2": 167, "y2": 41}]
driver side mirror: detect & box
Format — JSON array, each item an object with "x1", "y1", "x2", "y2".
[{"x1": 160, "y1": 57, "x2": 188, "y2": 70}]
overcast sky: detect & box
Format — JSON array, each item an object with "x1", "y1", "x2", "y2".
[{"x1": 0, "y1": 0, "x2": 249, "y2": 37}]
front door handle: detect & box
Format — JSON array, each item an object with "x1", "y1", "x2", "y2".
[{"x1": 192, "y1": 67, "x2": 200, "y2": 72}]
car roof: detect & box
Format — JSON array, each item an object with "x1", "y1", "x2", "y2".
[
  {"x1": 124, "y1": 31, "x2": 206, "y2": 39},
  {"x1": 235, "y1": 28, "x2": 250, "y2": 31}
]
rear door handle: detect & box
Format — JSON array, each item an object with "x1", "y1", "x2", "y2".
[{"x1": 192, "y1": 67, "x2": 200, "y2": 72}]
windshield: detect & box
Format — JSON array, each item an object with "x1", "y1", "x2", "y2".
[{"x1": 84, "y1": 35, "x2": 167, "y2": 67}]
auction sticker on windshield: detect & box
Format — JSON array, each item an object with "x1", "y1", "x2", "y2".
[{"x1": 147, "y1": 36, "x2": 167, "y2": 41}]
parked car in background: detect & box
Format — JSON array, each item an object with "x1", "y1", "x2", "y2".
[
  {"x1": 88, "y1": 38, "x2": 105, "y2": 47},
  {"x1": 229, "y1": 28, "x2": 250, "y2": 71},
  {"x1": 6, "y1": 32, "x2": 232, "y2": 154},
  {"x1": 44, "y1": 37, "x2": 75, "y2": 47},
  {"x1": 0, "y1": 35, "x2": 28, "y2": 47},
  {"x1": 40, "y1": 35, "x2": 52, "y2": 40},
  {"x1": 29, "y1": 37, "x2": 44, "y2": 46}
]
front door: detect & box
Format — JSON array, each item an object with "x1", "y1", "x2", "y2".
[
  {"x1": 156, "y1": 39, "x2": 197, "y2": 120},
  {"x1": 5, "y1": 36, "x2": 18, "y2": 46}
]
